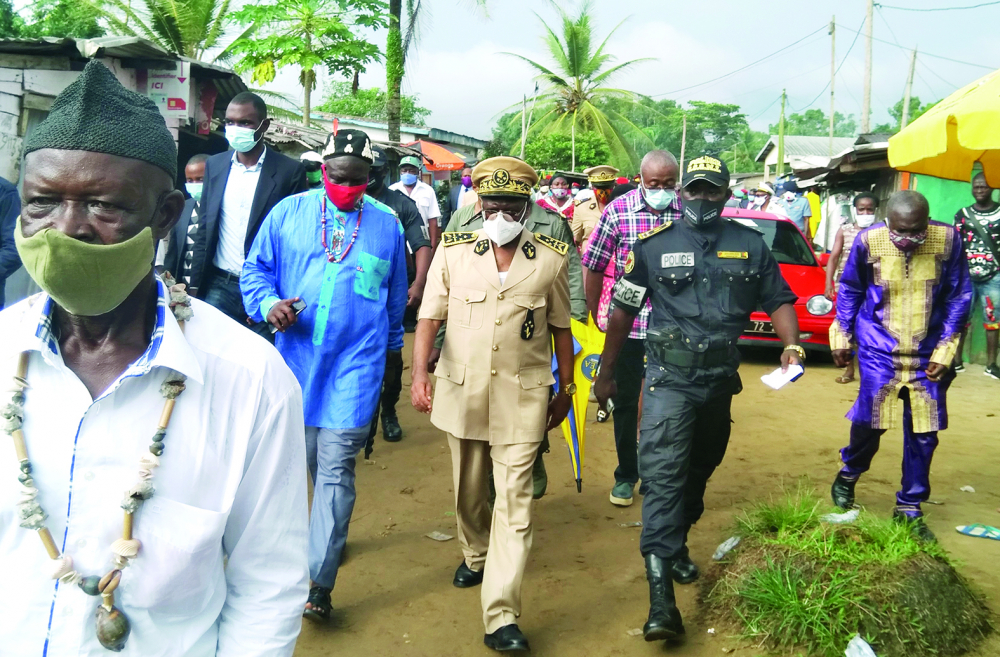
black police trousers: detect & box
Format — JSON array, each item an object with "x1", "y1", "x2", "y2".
[
  {"x1": 638, "y1": 372, "x2": 739, "y2": 560},
  {"x1": 611, "y1": 338, "x2": 645, "y2": 485}
]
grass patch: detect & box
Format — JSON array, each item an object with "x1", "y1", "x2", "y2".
[{"x1": 702, "y1": 483, "x2": 991, "y2": 657}]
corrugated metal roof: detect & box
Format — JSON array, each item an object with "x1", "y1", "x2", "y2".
[{"x1": 756, "y1": 135, "x2": 856, "y2": 163}]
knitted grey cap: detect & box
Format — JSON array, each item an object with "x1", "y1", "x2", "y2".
[{"x1": 24, "y1": 60, "x2": 177, "y2": 180}]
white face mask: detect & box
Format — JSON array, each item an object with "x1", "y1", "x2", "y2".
[
  {"x1": 483, "y1": 209, "x2": 525, "y2": 246},
  {"x1": 856, "y1": 213, "x2": 876, "y2": 227},
  {"x1": 752, "y1": 195, "x2": 767, "y2": 207},
  {"x1": 641, "y1": 175, "x2": 676, "y2": 210},
  {"x1": 783, "y1": 191, "x2": 796, "y2": 202}
]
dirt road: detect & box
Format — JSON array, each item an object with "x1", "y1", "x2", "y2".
[{"x1": 295, "y1": 340, "x2": 1000, "y2": 656}]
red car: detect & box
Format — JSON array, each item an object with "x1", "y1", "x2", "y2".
[{"x1": 723, "y1": 208, "x2": 835, "y2": 351}]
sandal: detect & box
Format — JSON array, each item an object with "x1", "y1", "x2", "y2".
[
  {"x1": 955, "y1": 524, "x2": 1000, "y2": 541},
  {"x1": 303, "y1": 585, "x2": 332, "y2": 622},
  {"x1": 835, "y1": 375, "x2": 855, "y2": 384}
]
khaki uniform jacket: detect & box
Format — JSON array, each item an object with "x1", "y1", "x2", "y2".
[
  {"x1": 419, "y1": 227, "x2": 572, "y2": 445},
  {"x1": 571, "y1": 196, "x2": 603, "y2": 245},
  {"x1": 446, "y1": 203, "x2": 587, "y2": 321}
]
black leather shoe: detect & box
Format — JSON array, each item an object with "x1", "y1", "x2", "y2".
[
  {"x1": 831, "y1": 473, "x2": 857, "y2": 509},
  {"x1": 453, "y1": 562, "x2": 484, "y2": 588},
  {"x1": 893, "y1": 510, "x2": 937, "y2": 543},
  {"x1": 382, "y1": 413, "x2": 403, "y2": 442},
  {"x1": 484, "y1": 624, "x2": 530, "y2": 652},
  {"x1": 671, "y1": 554, "x2": 699, "y2": 584},
  {"x1": 643, "y1": 555, "x2": 685, "y2": 641}
]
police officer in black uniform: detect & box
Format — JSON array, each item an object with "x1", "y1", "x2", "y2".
[
  {"x1": 594, "y1": 155, "x2": 804, "y2": 642},
  {"x1": 365, "y1": 145, "x2": 432, "y2": 447}
]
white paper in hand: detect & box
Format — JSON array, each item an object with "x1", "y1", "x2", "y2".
[{"x1": 760, "y1": 364, "x2": 804, "y2": 390}]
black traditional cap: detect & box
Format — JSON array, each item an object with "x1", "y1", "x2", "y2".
[
  {"x1": 682, "y1": 155, "x2": 730, "y2": 188},
  {"x1": 370, "y1": 144, "x2": 388, "y2": 168},
  {"x1": 24, "y1": 60, "x2": 177, "y2": 180},
  {"x1": 321, "y1": 128, "x2": 374, "y2": 163}
]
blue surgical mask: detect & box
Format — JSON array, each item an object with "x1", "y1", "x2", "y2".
[
  {"x1": 642, "y1": 177, "x2": 676, "y2": 211},
  {"x1": 225, "y1": 123, "x2": 262, "y2": 153},
  {"x1": 185, "y1": 182, "x2": 203, "y2": 201},
  {"x1": 400, "y1": 172, "x2": 418, "y2": 186}
]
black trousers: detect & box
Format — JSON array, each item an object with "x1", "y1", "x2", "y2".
[
  {"x1": 611, "y1": 338, "x2": 645, "y2": 485},
  {"x1": 638, "y1": 372, "x2": 739, "y2": 559},
  {"x1": 381, "y1": 349, "x2": 405, "y2": 416}
]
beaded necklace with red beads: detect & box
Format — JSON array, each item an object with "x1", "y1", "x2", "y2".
[{"x1": 320, "y1": 196, "x2": 362, "y2": 263}]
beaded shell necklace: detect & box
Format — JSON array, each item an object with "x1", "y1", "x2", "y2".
[
  {"x1": 320, "y1": 196, "x2": 362, "y2": 263},
  {"x1": 3, "y1": 281, "x2": 192, "y2": 652}
]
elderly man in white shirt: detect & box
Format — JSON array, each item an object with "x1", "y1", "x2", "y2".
[
  {"x1": 390, "y1": 155, "x2": 442, "y2": 248},
  {"x1": 0, "y1": 60, "x2": 308, "y2": 656}
]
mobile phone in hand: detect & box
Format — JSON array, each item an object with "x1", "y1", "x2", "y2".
[{"x1": 270, "y1": 299, "x2": 308, "y2": 333}]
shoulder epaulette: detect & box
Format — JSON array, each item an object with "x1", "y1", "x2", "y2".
[
  {"x1": 638, "y1": 221, "x2": 673, "y2": 240},
  {"x1": 442, "y1": 231, "x2": 477, "y2": 247},
  {"x1": 364, "y1": 195, "x2": 397, "y2": 217},
  {"x1": 534, "y1": 232, "x2": 569, "y2": 255}
]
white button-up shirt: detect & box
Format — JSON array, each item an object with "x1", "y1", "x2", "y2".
[
  {"x1": 390, "y1": 179, "x2": 441, "y2": 227},
  {"x1": 0, "y1": 280, "x2": 308, "y2": 656},
  {"x1": 214, "y1": 149, "x2": 267, "y2": 275}
]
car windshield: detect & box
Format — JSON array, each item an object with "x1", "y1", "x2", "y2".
[{"x1": 732, "y1": 218, "x2": 817, "y2": 266}]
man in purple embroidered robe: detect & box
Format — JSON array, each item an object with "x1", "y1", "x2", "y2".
[{"x1": 828, "y1": 191, "x2": 972, "y2": 540}]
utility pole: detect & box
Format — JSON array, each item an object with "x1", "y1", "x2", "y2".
[
  {"x1": 679, "y1": 112, "x2": 687, "y2": 174},
  {"x1": 520, "y1": 94, "x2": 527, "y2": 159},
  {"x1": 829, "y1": 16, "x2": 836, "y2": 156},
  {"x1": 901, "y1": 47, "x2": 917, "y2": 130},
  {"x1": 776, "y1": 89, "x2": 786, "y2": 179},
  {"x1": 520, "y1": 83, "x2": 540, "y2": 159},
  {"x1": 862, "y1": 0, "x2": 874, "y2": 133}
]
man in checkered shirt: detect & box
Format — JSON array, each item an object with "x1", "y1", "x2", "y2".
[{"x1": 581, "y1": 150, "x2": 683, "y2": 507}]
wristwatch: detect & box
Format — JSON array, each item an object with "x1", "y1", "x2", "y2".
[
  {"x1": 561, "y1": 382, "x2": 578, "y2": 397},
  {"x1": 784, "y1": 345, "x2": 807, "y2": 361}
]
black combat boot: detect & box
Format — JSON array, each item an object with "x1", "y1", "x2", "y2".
[
  {"x1": 643, "y1": 554, "x2": 685, "y2": 642},
  {"x1": 382, "y1": 412, "x2": 403, "y2": 442}
]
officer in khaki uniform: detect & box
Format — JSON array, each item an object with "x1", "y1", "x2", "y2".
[
  {"x1": 571, "y1": 164, "x2": 619, "y2": 246},
  {"x1": 412, "y1": 157, "x2": 575, "y2": 653}
]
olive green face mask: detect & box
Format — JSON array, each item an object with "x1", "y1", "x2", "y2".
[{"x1": 14, "y1": 217, "x2": 154, "y2": 316}]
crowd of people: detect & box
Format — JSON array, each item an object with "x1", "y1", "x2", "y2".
[{"x1": 0, "y1": 60, "x2": 992, "y2": 655}]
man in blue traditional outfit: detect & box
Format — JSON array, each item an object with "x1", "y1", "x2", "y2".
[
  {"x1": 241, "y1": 128, "x2": 408, "y2": 621},
  {"x1": 829, "y1": 191, "x2": 972, "y2": 541}
]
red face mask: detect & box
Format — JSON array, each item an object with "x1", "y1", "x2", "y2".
[{"x1": 322, "y1": 164, "x2": 367, "y2": 211}]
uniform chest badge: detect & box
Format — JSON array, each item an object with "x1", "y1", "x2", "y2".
[
  {"x1": 717, "y1": 251, "x2": 749, "y2": 259},
  {"x1": 660, "y1": 252, "x2": 695, "y2": 268},
  {"x1": 522, "y1": 242, "x2": 536, "y2": 260},
  {"x1": 624, "y1": 250, "x2": 636, "y2": 274},
  {"x1": 474, "y1": 238, "x2": 490, "y2": 255},
  {"x1": 521, "y1": 308, "x2": 535, "y2": 340}
]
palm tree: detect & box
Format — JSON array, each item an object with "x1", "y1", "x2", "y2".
[
  {"x1": 386, "y1": 0, "x2": 486, "y2": 143},
  {"x1": 503, "y1": 1, "x2": 654, "y2": 171},
  {"x1": 93, "y1": 0, "x2": 249, "y2": 61}
]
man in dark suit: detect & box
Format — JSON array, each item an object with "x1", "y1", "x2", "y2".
[
  {"x1": 442, "y1": 166, "x2": 474, "y2": 228},
  {"x1": 189, "y1": 92, "x2": 307, "y2": 330},
  {"x1": 0, "y1": 175, "x2": 20, "y2": 309},
  {"x1": 159, "y1": 153, "x2": 208, "y2": 285}
]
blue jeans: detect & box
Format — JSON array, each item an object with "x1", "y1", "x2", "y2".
[
  {"x1": 203, "y1": 270, "x2": 272, "y2": 339},
  {"x1": 972, "y1": 276, "x2": 1000, "y2": 329},
  {"x1": 305, "y1": 425, "x2": 372, "y2": 589}
]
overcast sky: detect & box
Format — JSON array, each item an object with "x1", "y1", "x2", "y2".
[{"x1": 265, "y1": 0, "x2": 999, "y2": 141}]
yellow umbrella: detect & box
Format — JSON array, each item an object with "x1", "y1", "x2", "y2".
[
  {"x1": 889, "y1": 68, "x2": 1000, "y2": 187},
  {"x1": 556, "y1": 318, "x2": 605, "y2": 492}
]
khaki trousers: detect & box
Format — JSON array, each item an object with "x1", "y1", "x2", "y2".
[{"x1": 447, "y1": 434, "x2": 541, "y2": 633}]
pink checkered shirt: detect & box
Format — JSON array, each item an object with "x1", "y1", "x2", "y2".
[{"x1": 581, "y1": 188, "x2": 684, "y2": 339}]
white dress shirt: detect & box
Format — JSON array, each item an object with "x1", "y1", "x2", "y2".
[
  {"x1": 0, "y1": 280, "x2": 309, "y2": 656},
  {"x1": 214, "y1": 149, "x2": 267, "y2": 275},
  {"x1": 390, "y1": 179, "x2": 441, "y2": 227}
]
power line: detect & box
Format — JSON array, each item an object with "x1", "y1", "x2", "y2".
[
  {"x1": 919, "y1": 58, "x2": 961, "y2": 90},
  {"x1": 750, "y1": 94, "x2": 783, "y2": 122},
  {"x1": 650, "y1": 25, "x2": 827, "y2": 98},
  {"x1": 794, "y1": 17, "x2": 865, "y2": 113},
  {"x1": 835, "y1": 21, "x2": 994, "y2": 69},
  {"x1": 875, "y1": 0, "x2": 1000, "y2": 11}
]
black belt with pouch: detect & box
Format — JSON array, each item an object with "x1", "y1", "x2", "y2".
[{"x1": 645, "y1": 329, "x2": 732, "y2": 369}]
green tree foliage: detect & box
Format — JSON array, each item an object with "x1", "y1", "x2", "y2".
[
  {"x1": 229, "y1": 0, "x2": 386, "y2": 126},
  {"x1": 95, "y1": 0, "x2": 234, "y2": 59},
  {"x1": 768, "y1": 108, "x2": 857, "y2": 138},
  {"x1": 871, "y1": 96, "x2": 938, "y2": 135},
  {"x1": 523, "y1": 131, "x2": 610, "y2": 171},
  {"x1": 721, "y1": 129, "x2": 769, "y2": 173},
  {"x1": 20, "y1": 0, "x2": 105, "y2": 38},
  {"x1": 0, "y1": 0, "x2": 22, "y2": 37},
  {"x1": 319, "y1": 80, "x2": 430, "y2": 124},
  {"x1": 504, "y1": 1, "x2": 654, "y2": 171}
]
